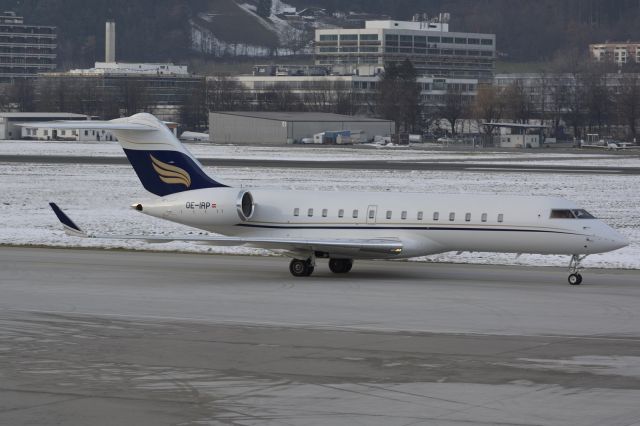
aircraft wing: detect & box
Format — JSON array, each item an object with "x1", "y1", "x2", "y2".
[{"x1": 49, "y1": 203, "x2": 403, "y2": 256}]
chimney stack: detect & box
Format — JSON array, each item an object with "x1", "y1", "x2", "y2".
[{"x1": 105, "y1": 21, "x2": 116, "y2": 63}]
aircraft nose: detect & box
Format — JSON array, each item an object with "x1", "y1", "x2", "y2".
[{"x1": 600, "y1": 227, "x2": 629, "y2": 251}]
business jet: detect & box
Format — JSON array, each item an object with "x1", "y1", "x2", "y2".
[{"x1": 25, "y1": 113, "x2": 628, "y2": 285}]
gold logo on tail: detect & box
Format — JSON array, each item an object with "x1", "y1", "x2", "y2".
[{"x1": 150, "y1": 155, "x2": 192, "y2": 188}]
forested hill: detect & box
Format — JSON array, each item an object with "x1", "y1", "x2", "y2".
[
  {"x1": 0, "y1": 0, "x2": 211, "y2": 68},
  {"x1": 291, "y1": 0, "x2": 640, "y2": 61},
  {"x1": 2, "y1": 0, "x2": 640, "y2": 66}
]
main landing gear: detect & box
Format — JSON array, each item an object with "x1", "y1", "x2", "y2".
[
  {"x1": 329, "y1": 259, "x2": 353, "y2": 274},
  {"x1": 289, "y1": 258, "x2": 315, "y2": 277},
  {"x1": 568, "y1": 254, "x2": 587, "y2": 285},
  {"x1": 288, "y1": 258, "x2": 354, "y2": 277}
]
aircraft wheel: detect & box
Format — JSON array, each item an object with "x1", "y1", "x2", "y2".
[
  {"x1": 568, "y1": 273, "x2": 583, "y2": 286},
  {"x1": 290, "y1": 259, "x2": 313, "y2": 277},
  {"x1": 329, "y1": 259, "x2": 353, "y2": 274}
]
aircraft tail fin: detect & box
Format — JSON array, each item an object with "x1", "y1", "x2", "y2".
[{"x1": 23, "y1": 114, "x2": 227, "y2": 196}]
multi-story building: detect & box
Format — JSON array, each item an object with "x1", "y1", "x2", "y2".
[
  {"x1": 315, "y1": 19, "x2": 495, "y2": 80},
  {"x1": 38, "y1": 62, "x2": 203, "y2": 122},
  {"x1": 590, "y1": 42, "x2": 640, "y2": 66},
  {"x1": 0, "y1": 11, "x2": 57, "y2": 82},
  {"x1": 232, "y1": 73, "x2": 477, "y2": 115}
]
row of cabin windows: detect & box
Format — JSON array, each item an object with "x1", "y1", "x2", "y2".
[{"x1": 293, "y1": 208, "x2": 504, "y2": 223}]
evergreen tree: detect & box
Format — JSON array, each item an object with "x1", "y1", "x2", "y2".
[{"x1": 256, "y1": 0, "x2": 272, "y2": 18}]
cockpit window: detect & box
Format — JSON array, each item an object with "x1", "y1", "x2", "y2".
[
  {"x1": 572, "y1": 209, "x2": 596, "y2": 219},
  {"x1": 550, "y1": 209, "x2": 575, "y2": 219},
  {"x1": 550, "y1": 209, "x2": 596, "y2": 219}
]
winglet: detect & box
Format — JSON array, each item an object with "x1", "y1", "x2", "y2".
[{"x1": 49, "y1": 203, "x2": 87, "y2": 237}]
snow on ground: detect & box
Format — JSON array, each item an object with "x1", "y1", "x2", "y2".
[
  {"x1": 1, "y1": 156, "x2": 638, "y2": 269},
  {"x1": 3, "y1": 140, "x2": 640, "y2": 166}
]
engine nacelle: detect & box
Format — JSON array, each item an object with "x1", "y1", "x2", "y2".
[
  {"x1": 236, "y1": 190, "x2": 254, "y2": 221},
  {"x1": 133, "y1": 187, "x2": 257, "y2": 228}
]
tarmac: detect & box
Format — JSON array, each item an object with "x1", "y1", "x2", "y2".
[
  {"x1": 1, "y1": 153, "x2": 640, "y2": 174},
  {"x1": 1, "y1": 247, "x2": 640, "y2": 425}
]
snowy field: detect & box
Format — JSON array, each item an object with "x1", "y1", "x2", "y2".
[
  {"x1": 1, "y1": 151, "x2": 638, "y2": 269},
  {"x1": 3, "y1": 140, "x2": 640, "y2": 166}
]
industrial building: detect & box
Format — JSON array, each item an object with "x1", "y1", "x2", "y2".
[
  {"x1": 0, "y1": 11, "x2": 57, "y2": 82},
  {"x1": 210, "y1": 111, "x2": 395, "y2": 144},
  {"x1": 35, "y1": 21, "x2": 202, "y2": 122},
  {"x1": 0, "y1": 112, "x2": 87, "y2": 140},
  {"x1": 315, "y1": 18, "x2": 496, "y2": 80}
]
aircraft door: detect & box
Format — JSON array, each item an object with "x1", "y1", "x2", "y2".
[{"x1": 366, "y1": 205, "x2": 378, "y2": 224}]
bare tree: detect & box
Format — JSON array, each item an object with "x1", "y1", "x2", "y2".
[
  {"x1": 122, "y1": 78, "x2": 151, "y2": 116},
  {"x1": 615, "y1": 73, "x2": 640, "y2": 140},
  {"x1": 7, "y1": 79, "x2": 35, "y2": 112},
  {"x1": 581, "y1": 65, "x2": 613, "y2": 135},
  {"x1": 376, "y1": 60, "x2": 421, "y2": 132},
  {"x1": 206, "y1": 76, "x2": 249, "y2": 111},
  {"x1": 439, "y1": 88, "x2": 469, "y2": 136},
  {"x1": 548, "y1": 74, "x2": 571, "y2": 138},
  {"x1": 180, "y1": 79, "x2": 208, "y2": 131},
  {"x1": 472, "y1": 83, "x2": 504, "y2": 144},
  {"x1": 503, "y1": 81, "x2": 533, "y2": 123}
]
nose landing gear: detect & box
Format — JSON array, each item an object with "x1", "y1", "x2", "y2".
[{"x1": 568, "y1": 254, "x2": 587, "y2": 285}]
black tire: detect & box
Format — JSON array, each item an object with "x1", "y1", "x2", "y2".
[
  {"x1": 329, "y1": 259, "x2": 353, "y2": 274},
  {"x1": 568, "y1": 273, "x2": 582, "y2": 286},
  {"x1": 290, "y1": 259, "x2": 313, "y2": 277}
]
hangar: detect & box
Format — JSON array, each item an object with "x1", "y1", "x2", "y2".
[{"x1": 210, "y1": 111, "x2": 395, "y2": 145}]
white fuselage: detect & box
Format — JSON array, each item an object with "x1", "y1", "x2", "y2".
[{"x1": 137, "y1": 187, "x2": 628, "y2": 259}]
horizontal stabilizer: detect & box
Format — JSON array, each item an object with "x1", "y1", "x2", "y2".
[
  {"x1": 19, "y1": 121, "x2": 155, "y2": 131},
  {"x1": 49, "y1": 203, "x2": 87, "y2": 237}
]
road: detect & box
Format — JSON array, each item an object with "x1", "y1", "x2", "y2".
[{"x1": 1, "y1": 247, "x2": 640, "y2": 425}]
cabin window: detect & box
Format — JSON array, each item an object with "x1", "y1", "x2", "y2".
[
  {"x1": 449, "y1": 212, "x2": 455, "y2": 221},
  {"x1": 481, "y1": 213, "x2": 488, "y2": 222},
  {"x1": 433, "y1": 212, "x2": 439, "y2": 221},
  {"x1": 417, "y1": 211, "x2": 424, "y2": 221},
  {"x1": 386, "y1": 210, "x2": 392, "y2": 219},
  {"x1": 353, "y1": 209, "x2": 359, "y2": 218},
  {"x1": 322, "y1": 209, "x2": 328, "y2": 217},
  {"x1": 369, "y1": 210, "x2": 375, "y2": 219},
  {"x1": 498, "y1": 214, "x2": 504, "y2": 223},
  {"x1": 308, "y1": 208, "x2": 314, "y2": 217},
  {"x1": 338, "y1": 209, "x2": 344, "y2": 218},
  {"x1": 401, "y1": 211, "x2": 407, "y2": 220},
  {"x1": 293, "y1": 208, "x2": 299, "y2": 217},
  {"x1": 84, "y1": 130, "x2": 89, "y2": 136},
  {"x1": 465, "y1": 213, "x2": 471, "y2": 222}
]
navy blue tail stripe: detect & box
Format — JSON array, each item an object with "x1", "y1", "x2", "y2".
[{"x1": 123, "y1": 149, "x2": 226, "y2": 196}]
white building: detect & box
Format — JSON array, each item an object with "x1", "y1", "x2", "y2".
[
  {"x1": 68, "y1": 62, "x2": 189, "y2": 77},
  {"x1": 590, "y1": 42, "x2": 640, "y2": 66},
  {"x1": 315, "y1": 19, "x2": 495, "y2": 79},
  {"x1": 0, "y1": 113, "x2": 89, "y2": 140}
]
